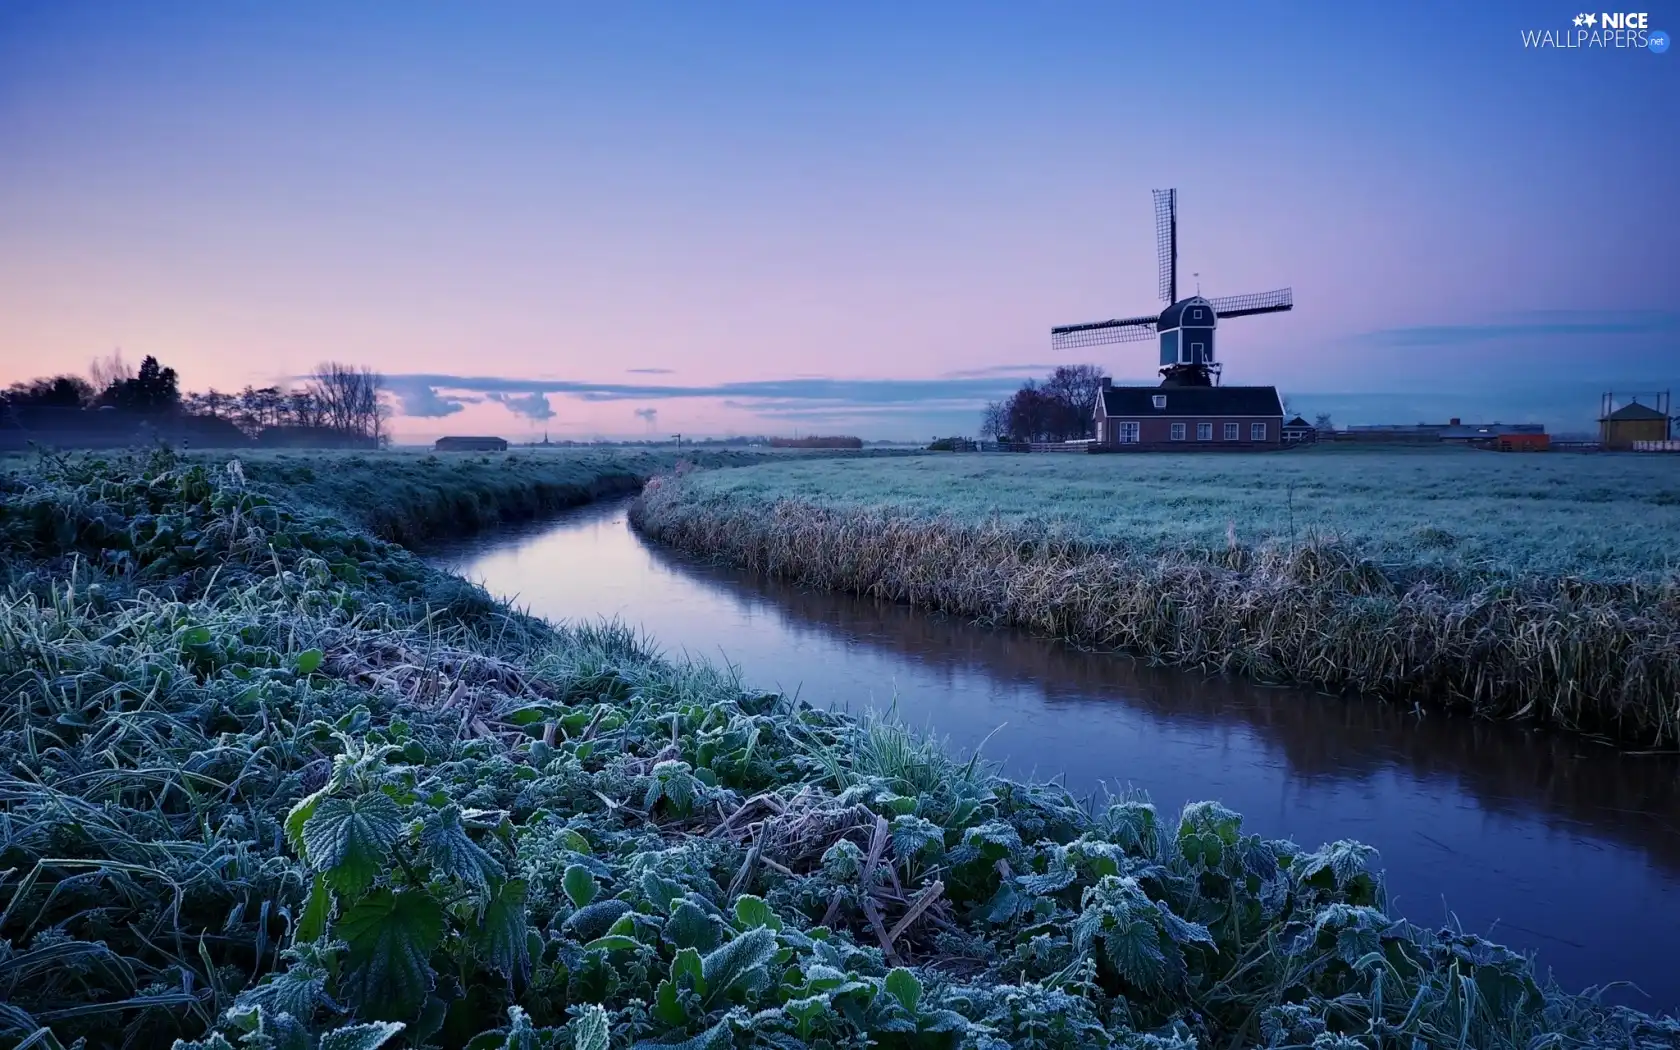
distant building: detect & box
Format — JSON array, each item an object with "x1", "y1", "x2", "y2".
[
  {"x1": 1281, "y1": 415, "x2": 1316, "y2": 444},
  {"x1": 434, "y1": 435, "x2": 508, "y2": 452},
  {"x1": 1091, "y1": 379, "x2": 1283, "y2": 451},
  {"x1": 1599, "y1": 401, "x2": 1670, "y2": 450}
]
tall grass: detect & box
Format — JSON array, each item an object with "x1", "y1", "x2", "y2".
[
  {"x1": 3, "y1": 449, "x2": 1677, "y2": 1048},
  {"x1": 629, "y1": 453, "x2": 1680, "y2": 745}
]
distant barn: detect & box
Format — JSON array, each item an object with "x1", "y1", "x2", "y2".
[
  {"x1": 434, "y1": 435, "x2": 508, "y2": 452},
  {"x1": 1599, "y1": 398, "x2": 1670, "y2": 451}
]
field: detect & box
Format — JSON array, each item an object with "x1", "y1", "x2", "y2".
[
  {"x1": 631, "y1": 448, "x2": 1680, "y2": 744},
  {"x1": 5, "y1": 448, "x2": 1677, "y2": 1048}
]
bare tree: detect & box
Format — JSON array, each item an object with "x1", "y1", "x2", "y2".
[
  {"x1": 1041, "y1": 365, "x2": 1106, "y2": 439},
  {"x1": 88, "y1": 350, "x2": 135, "y2": 395},
  {"x1": 307, "y1": 362, "x2": 387, "y2": 440},
  {"x1": 1314, "y1": 412, "x2": 1334, "y2": 432},
  {"x1": 979, "y1": 400, "x2": 1008, "y2": 440}
]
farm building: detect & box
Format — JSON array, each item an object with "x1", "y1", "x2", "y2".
[
  {"x1": 1282, "y1": 416, "x2": 1316, "y2": 444},
  {"x1": 1092, "y1": 379, "x2": 1283, "y2": 451},
  {"x1": 1599, "y1": 401, "x2": 1670, "y2": 450},
  {"x1": 434, "y1": 435, "x2": 508, "y2": 452}
]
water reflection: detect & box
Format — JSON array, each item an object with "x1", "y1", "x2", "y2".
[{"x1": 429, "y1": 499, "x2": 1680, "y2": 1010}]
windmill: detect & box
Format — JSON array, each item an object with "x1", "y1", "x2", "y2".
[{"x1": 1051, "y1": 189, "x2": 1292, "y2": 387}]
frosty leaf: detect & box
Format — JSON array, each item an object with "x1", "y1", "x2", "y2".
[
  {"x1": 1103, "y1": 918, "x2": 1169, "y2": 990},
  {"x1": 572, "y1": 1004, "x2": 610, "y2": 1050},
  {"x1": 301, "y1": 792, "x2": 404, "y2": 897},
  {"x1": 563, "y1": 865, "x2": 599, "y2": 908},
  {"x1": 664, "y1": 900, "x2": 724, "y2": 953},
  {"x1": 1178, "y1": 801, "x2": 1243, "y2": 846},
  {"x1": 889, "y1": 815, "x2": 944, "y2": 860},
  {"x1": 296, "y1": 873, "x2": 332, "y2": 943},
  {"x1": 1019, "y1": 867, "x2": 1079, "y2": 896},
  {"x1": 1103, "y1": 801, "x2": 1160, "y2": 856},
  {"x1": 319, "y1": 1022, "x2": 406, "y2": 1050},
  {"x1": 732, "y1": 895, "x2": 781, "y2": 931},
  {"x1": 671, "y1": 946, "x2": 706, "y2": 995},
  {"x1": 338, "y1": 887, "x2": 445, "y2": 1021},
  {"x1": 883, "y1": 967, "x2": 922, "y2": 1013},
  {"x1": 1154, "y1": 901, "x2": 1215, "y2": 948},
  {"x1": 420, "y1": 804, "x2": 502, "y2": 896},
  {"x1": 641, "y1": 871, "x2": 685, "y2": 914},
  {"x1": 284, "y1": 787, "x2": 328, "y2": 854},
  {"x1": 629, "y1": 1017, "x2": 732, "y2": 1050},
  {"x1": 700, "y1": 927, "x2": 778, "y2": 1004},
  {"x1": 476, "y1": 878, "x2": 531, "y2": 980},
  {"x1": 564, "y1": 899, "x2": 632, "y2": 941}
]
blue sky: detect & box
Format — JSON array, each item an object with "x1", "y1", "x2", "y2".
[{"x1": 0, "y1": 1, "x2": 1674, "y2": 438}]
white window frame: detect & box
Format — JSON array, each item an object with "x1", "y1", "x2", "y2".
[
  {"x1": 1223, "y1": 422, "x2": 1239, "y2": 441},
  {"x1": 1197, "y1": 422, "x2": 1212, "y2": 441},
  {"x1": 1151, "y1": 394, "x2": 1167, "y2": 410},
  {"x1": 1117, "y1": 421, "x2": 1140, "y2": 444},
  {"x1": 1170, "y1": 422, "x2": 1186, "y2": 441},
  {"x1": 1251, "y1": 422, "x2": 1268, "y2": 441},
  {"x1": 1189, "y1": 341, "x2": 1205, "y2": 363}
]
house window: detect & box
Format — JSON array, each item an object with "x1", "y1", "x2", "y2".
[
  {"x1": 1223, "y1": 423, "x2": 1238, "y2": 440},
  {"x1": 1197, "y1": 423, "x2": 1212, "y2": 441},
  {"x1": 1096, "y1": 420, "x2": 1105, "y2": 442},
  {"x1": 1117, "y1": 421, "x2": 1140, "y2": 443},
  {"x1": 1170, "y1": 423, "x2": 1186, "y2": 441},
  {"x1": 1151, "y1": 395, "x2": 1167, "y2": 409},
  {"x1": 1251, "y1": 422, "x2": 1268, "y2": 441}
]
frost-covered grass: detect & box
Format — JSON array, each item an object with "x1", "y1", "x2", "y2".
[
  {"x1": 6, "y1": 450, "x2": 1678, "y2": 1048},
  {"x1": 631, "y1": 450, "x2": 1680, "y2": 745},
  {"x1": 662, "y1": 447, "x2": 1680, "y2": 583}
]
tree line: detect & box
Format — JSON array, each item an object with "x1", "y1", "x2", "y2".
[
  {"x1": 2, "y1": 353, "x2": 390, "y2": 444},
  {"x1": 979, "y1": 364, "x2": 1107, "y2": 442}
]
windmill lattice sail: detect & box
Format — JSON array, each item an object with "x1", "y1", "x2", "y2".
[{"x1": 1051, "y1": 316, "x2": 1158, "y2": 350}]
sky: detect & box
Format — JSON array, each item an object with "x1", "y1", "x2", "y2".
[{"x1": 1, "y1": 1, "x2": 1675, "y2": 440}]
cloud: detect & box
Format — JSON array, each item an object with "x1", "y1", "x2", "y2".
[
  {"x1": 1349, "y1": 309, "x2": 1680, "y2": 348},
  {"x1": 939, "y1": 362, "x2": 1064, "y2": 379},
  {"x1": 633, "y1": 407, "x2": 658, "y2": 424},
  {"x1": 391, "y1": 384, "x2": 477, "y2": 418},
  {"x1": 487, "y1": 391, "x2": 557, "y2": 421},
  {"x1": 385, "y1": 372, "x2": 1034, "y2": 406},
  {"x1": 626, "y1": 367, "x2": 673, "y2": 374}
]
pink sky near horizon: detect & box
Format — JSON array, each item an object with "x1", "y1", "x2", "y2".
[{"x1": 1, "y1": 3, "x2": 1673, "y2": 439}]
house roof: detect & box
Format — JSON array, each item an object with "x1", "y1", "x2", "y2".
[
  {"x1": 1156, "y1": 296, "x2": 1217, "y2": 331},
  {"x1": 1283, "y1": 415, "x2": 1311, "y2": 428},
  {"x1": 1099, "y1": 385, "x2": 1283, "y2": 417},
  {"x1": 1600, "y1": 402, "x2": 1668, "y2": 422}
]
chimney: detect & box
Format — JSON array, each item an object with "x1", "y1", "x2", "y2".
[{"x1": 1101, "y1": 377, "x2": 1112, "y2": 390}]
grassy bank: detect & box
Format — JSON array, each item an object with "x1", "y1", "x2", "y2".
[
  {"x1": 628, "y1": 451, "x2": 1680, "y2": 746},
  {"x1": 4, "y1": 454, "x2": 1676, "y2": 1048},
  {"x1": 188, "y1": 447, "x2": 884, "y2": 546}
]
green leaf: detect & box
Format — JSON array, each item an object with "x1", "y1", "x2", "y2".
[
  {"x1": 182, "y1": 625, "x2": 213, "y2": 646},
  {"x1": 652, "y1": 980, "x2": 687, "y2": 1027},
  {"x1": 663, "y1": 900, "x2": 722, "y2": 953},
  {"x1": 572, "y1": 1004, "x2": 610, "y2": 1050},
  {"x1": 883, "y1": 968, "x2": 922, "y2": 1014},
  {"x1": 420, "y1": 804, "x2": 502, "y2": 896},
  {"x1": 283, "y1": 788, "x2": 328, "y2": 855},
  {"x1": 563, "y1": 864, "x2": 599, "y2": 909},
  {"x1": 476, "y1": 879, "x2": 531, "y2": 980},
  {"x1": 319, "y1": 1022, "x2": 406, "y2": 1050},
  {"x1": 670, "y1": 946, "x2": 705, "y2": 996},
  {"x1": 302, "y1": 793, "x2": 405, "y2": 897},
  {"x1": 640, "y1": 871, "x2": 684, "y2": 914},
  {"x1": 338, "y1": 888, "x2": 445, "y2": 1021},
  {"x1": 296, "y1": 873, "x2": 333, "y2": 943},
  {"x1": 503, "y1": 704, "x2": 556, "y2": 726},
  {"x1": 584, "y1": 935, "x2": 641, "y2": 953},
  {"x1": 731, "y1": 895, "x2": 781, "y2": 932},
  {"x1": 293, "y1": 648, "x2": 325, "y2": 675},
  {"x1": 700, "y1": 927, "x2": 778, "y2": 1005}
]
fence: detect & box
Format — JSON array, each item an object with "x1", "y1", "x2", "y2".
[{"x1": 1634, "y1": 440, "x2": 1680, "y2": 452}]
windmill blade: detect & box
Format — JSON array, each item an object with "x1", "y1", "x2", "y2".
[
  {"x1": 1153, "y1": 188, "x2": 1177, "y2": 303},
  {"x1": 1209, "y1": 288, "x2": 1292, "y2": 319},
  {"x1": 1051, "y1": 316, "x2": 1158, "y2": 350}
]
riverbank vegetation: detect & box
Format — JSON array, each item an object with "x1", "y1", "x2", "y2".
[
  {"x1": 4, "y1": 450, "x2": 1676, "y2": 1047},
  {"x1": 629, "y1": 449, "x2": 1680, "y2": 746}
]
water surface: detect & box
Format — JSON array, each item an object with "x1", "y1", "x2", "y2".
[{"x1": 430, "y1": 498, "x2": 1680, "y2": 1011}]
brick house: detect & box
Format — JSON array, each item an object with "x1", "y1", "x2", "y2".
[{"x1": 1091, "y1": 379, "x2": 1284, "y2": 451}]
